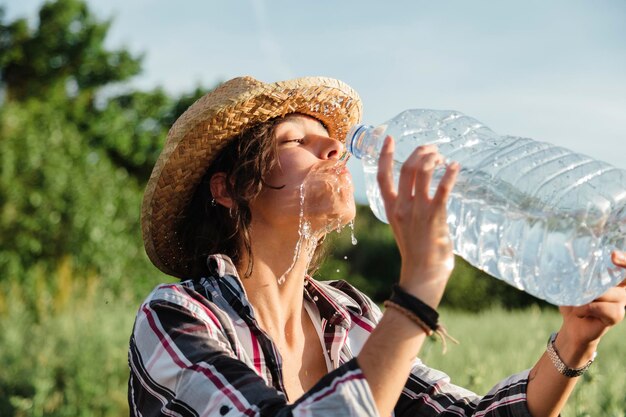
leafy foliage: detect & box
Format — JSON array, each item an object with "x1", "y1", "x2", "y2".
[
  {"x1": 0, "y1": 2, "x2": 611, "y2": 416},
  {"x1": 0, "y1": 97, "x2": 164, "y2": 295},
  {"x1": 0, "y1": 0, "x2": 208, "y2": 297},
  {"x1": 0, "y1": 0, "x2": 141, "y2": 102},
  {"x1": 86, "y1": 86, "x2": 208, "y2": 182},
  {"x1": 0, "y1": 0, "x2": 547, "y2": 309},
  {"x1": 0, "y1": 260, "x2": 133, "y2": 417}
]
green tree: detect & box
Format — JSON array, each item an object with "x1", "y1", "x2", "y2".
[
  {"x1": 0, "y1": 0, "x2": 208, "y2": 182},
  {"x1": 0, "y1": 96, "x2": 160, "y2": 296},
  {"x1": 0, "y1": 0, "x2": 210, "y2": 296},
  {"x1": 87, "y1": 86, "x2": 207, "y2": 181},
  {"x1": 0, "y1": 0, "x2": 141, "y2": 102},
  {"x1": 0, "y1": 0, "x2": 541, "y2": 311}
]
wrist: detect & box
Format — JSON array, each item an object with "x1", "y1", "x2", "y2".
[
  {"x1": 398, "y1": 270, "x2": 449, "y2": 309},
  {"x1": 384, "y1": 284, "x2": 459, "y2": 352},
  {"x1": 551, "y1": 331, "x2": 598, "y2": 371}
]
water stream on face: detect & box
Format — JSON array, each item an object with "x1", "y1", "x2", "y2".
[
  {"x1": 277, "y1": 159, "x2": 359, "y2": 284},
  {"x1": 278, "y1": 184, "x2": 316, "y2": 285}
]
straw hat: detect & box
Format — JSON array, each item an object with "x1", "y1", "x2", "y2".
[{"x1": 141, "y1": 75, "x2": 362, "y2": 278}]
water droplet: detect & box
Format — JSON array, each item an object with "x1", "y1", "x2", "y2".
[
  {"x1": 349, "y1": 220, "x2": 358, "y2": 245},
  {"x1": 279, "y1": 159, "x2": 357, "y2": 283},
  {"x1": 279, "y1": 183, "x2": 315, "y2": 284}
]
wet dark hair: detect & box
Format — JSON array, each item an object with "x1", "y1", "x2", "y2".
[{"x1": 178, "y1": 116, "x2": 328, "y2": 279}]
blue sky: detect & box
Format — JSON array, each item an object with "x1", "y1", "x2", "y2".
[{"x1": 5, "y1": 0, "x2": 626, "y2": 202}]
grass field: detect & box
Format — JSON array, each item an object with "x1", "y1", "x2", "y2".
[
  {"x1": 420, "y1": 307, "x2": 626, "y2": 417},
  {"x1": 1, "y1": 294, "x2": 624, "y2": 416}
]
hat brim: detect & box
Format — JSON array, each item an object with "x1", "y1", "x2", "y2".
[{"x1": 141, "y1": 76, "x2": 362, "y2": 278}]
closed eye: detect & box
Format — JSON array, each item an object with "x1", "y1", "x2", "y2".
[{"x1": 282, "y1": 138, "x2": 305, "y2": 144}]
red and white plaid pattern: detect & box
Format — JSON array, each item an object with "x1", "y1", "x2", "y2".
[{"x1": 128, "y1": 254, "x2": 532, "y2": 416}]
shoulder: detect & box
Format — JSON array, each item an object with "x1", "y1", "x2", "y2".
[
  {"x1": 136, "y1": 280, "x2": 234, "y2": 332},
  {"x1": 143, "y1": 280, "x2": 210, "y2": 309}
]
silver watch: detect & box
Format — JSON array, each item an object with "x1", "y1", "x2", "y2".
[{"x1": 546, "y1": 332, "x2": 596, "y2": 378}]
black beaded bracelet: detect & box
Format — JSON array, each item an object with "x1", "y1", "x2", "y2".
[
  {"x1": 385, "y1": 284, "x2": 458, "y2": 353},
  {"x1": 389, "y1": 284, "x2": 439, "y2": 332},
  {"x1": 383, "y1": 300, "x2": 434, "y2": 336}
]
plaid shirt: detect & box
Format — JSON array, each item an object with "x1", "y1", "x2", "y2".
[{"x1": 128, "y1": 254, "x2": 532, "y2": 416}]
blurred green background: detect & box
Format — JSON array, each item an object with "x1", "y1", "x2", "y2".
[{"x1": 0, "y1": 1, "x2": 623, "y2": 416}]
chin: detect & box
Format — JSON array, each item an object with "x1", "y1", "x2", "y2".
[
  {"x1": 301, "y1": 173, "x2": 356, "y2": 233},
  {"x1": 315, "y1": 199, "x2": 357, "y2": 235},
  {"x1": 343, "y1": 199, "x2": 357, "y2": 223},
  {"x1": 336, "y1": 187, "x2": 357, "y2": 222}
]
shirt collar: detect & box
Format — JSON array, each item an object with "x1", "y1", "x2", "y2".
[
  {"x1": 204, "y1": 254, "x2": 361, "y2": 329},
  {"x1": 205, "y1": 254, "x2": 253, "y2": 316},
  {"x1": 304, "y1": 278, "x2": 361, "y2": 329}
]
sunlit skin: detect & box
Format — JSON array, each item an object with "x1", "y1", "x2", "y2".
[
  {"x1": 369, "y1": 135, "x2": 626, "y2": 417},
  {"x1": 210, "y1": 114, "x2": 356, "y2": 400},
  {"x1": 211, "y1": 122, "x2": 626, "y2": 414},
  {"x1": 251, "y1": 113, "x2": 356, "y2": 239}
]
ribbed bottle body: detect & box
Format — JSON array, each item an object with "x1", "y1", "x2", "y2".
[{"x1": 349, "y1": 109, "x2": 626, "y2": 305}]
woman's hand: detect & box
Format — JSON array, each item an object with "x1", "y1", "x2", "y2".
[
  {"x1": 527, "y1": 252, "x2": 626, "y2": 417},
  {"x1": 359, "y1": 137, "x2": 459, "y2": 417},
  {"x1": 377, "y1": 136, "x2": 460, "y2": 307},
  {"x1": 556, "y1": 251, "x2": 626, "y2": 362}
]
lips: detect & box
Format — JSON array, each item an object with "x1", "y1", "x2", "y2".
[{"x1": 314, "y1": 159, "x2": 351, "y2": 176}]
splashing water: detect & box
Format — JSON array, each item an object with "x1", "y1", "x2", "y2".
[
  {"x1": 277, "y1": 158, "x2": 358, "y2": 284},
  {"x1": 278, "y1": 183, "x2": 317, "y2": 284},
  {"x1": 349, "y1": 220, "x2": 358, "y2": 245}
]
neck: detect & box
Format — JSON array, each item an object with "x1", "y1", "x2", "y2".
[{"x1": 238, "y1": 222, "x2": 319, "y2": 343}]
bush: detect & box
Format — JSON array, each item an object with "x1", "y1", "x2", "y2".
[
  {"x1": 0, "y1": 259, "x2": 135, "y2": 417},
  {"x1": 0, "y1": 98, "x2": 165, "y2": 297}
]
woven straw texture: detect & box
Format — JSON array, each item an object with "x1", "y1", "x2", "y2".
[{"x1": 141, "y1": 76, "x2": 362, "y2": 277}]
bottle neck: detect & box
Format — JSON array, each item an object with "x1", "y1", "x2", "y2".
[{"x1": 347, "y1": 124, "x2": 374, "y2": 160}]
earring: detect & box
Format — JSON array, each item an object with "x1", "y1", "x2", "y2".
[{"x1": 210, "y1": 198, "x2": 217, "y2": 207}]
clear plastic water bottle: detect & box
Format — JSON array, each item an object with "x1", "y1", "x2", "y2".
[{"x1": 347, "y1": 109, "x2": 626, "y2": 306}]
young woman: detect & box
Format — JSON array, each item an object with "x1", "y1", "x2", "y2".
[{"x1": 129, "y1": 76, "x2": 626, "y2": 416}]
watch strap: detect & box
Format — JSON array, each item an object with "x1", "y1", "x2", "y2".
[{"x1": 546, "y1": 332, "x2": 596, "y2": 378}]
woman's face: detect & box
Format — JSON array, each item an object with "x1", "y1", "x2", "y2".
[{"x1": 250, "y1": 114, "x2": 356, "y2": 236}]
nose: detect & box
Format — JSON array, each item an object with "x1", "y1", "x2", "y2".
[{"x1": 319, "y1": 136, "x2": 345, "y2": 160}]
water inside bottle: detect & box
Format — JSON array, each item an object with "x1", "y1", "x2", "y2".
[{"x1": 358, "y1": 108, "x2": 626, "y2": 305}]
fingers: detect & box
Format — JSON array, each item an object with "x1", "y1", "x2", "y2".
[
  {"x1": 432, "y1": 162, "x2": 460, "y2": 209},
  {"x1": 377, "y1": 137, "x2": 458, "y2": 217},
  {"x1": 586, "y1": 284, "x2": 626, "y2": 304},
  {"x1": 405, "y1": 145, "x2": 442, "y2": 197},
  {"x1": 611, "y1": 251, "x2": 626, "y2": 269},
  {"x1": 411, "y1": 152, "x2": 445, "y2": 200},
  {"x1": 395, "y1": 143, "x2": 444, "y2": 200},
  {"x1": 568, "y1": 284, "x2": 626, "y2": 323},
  {"x1": 576, "y1": 301, "x2": 626, "y2": 326}
]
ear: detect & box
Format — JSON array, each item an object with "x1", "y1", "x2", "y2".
[{"x1": 209, "y1": 172, "x2": 234, "y2": 208}]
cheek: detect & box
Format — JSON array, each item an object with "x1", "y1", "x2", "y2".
[
  {"x1": 303, "y1": 171, "x2": 355, "y2": 216},
  {"x1": 268, "y1": 153, "x2": 314, "y2": 189}
]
